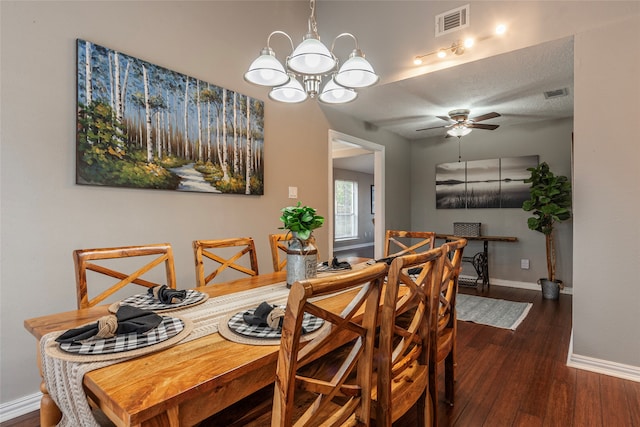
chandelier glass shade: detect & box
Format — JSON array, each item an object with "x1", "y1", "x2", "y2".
[
  {"x1": 244, "y1": 0, "x2": 378, "y2": 104},
  {"x1": 269, "y1": 73, "x2": 307, "y2": 103}
]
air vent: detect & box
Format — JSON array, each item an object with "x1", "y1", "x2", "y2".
[
  {"x1": 435, "y1": 4, "x2": 470, "y2": 37},
  {"x1": 544, "y1": 88, "x2": 569, "y2": 99}
]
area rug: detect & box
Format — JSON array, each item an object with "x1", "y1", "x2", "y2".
[{"x1": 456, "y1": 294, "x2": 532, "y2": 330}]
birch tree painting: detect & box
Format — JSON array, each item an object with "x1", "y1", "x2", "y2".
[{"x1": 76, "y1": 39, "x2": 264, "y2": 194}]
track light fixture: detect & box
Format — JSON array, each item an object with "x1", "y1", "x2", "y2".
[{"x1": 413, "y1": 24, "x2": 507, "y2": 66}]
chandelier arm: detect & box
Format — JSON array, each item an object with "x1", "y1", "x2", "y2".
[
  {"x1": 267, "y1": 30, "x2": 295, "y2": 54},
  {"x1": 330, "y1": 32, "x2": 359, "y2": 53}
]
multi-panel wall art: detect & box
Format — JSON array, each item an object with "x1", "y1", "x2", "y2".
[
  {"x1": 435, "y1": 155, "x2": 539, "y2": 209},
  {"x1": 76, "y1": 39, "x2": 264, "y2": 194}
]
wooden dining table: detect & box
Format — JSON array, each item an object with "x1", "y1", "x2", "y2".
[{"x1": 24, "y1": 261, "x2": 372, "y2": 427}]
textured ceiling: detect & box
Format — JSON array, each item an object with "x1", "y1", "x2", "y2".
[{"x1": 324, "y1": 36, "x2": 574, "y2": 141}]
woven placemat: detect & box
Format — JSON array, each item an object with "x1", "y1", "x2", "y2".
[
  {"x1": 218, "y1": 311, "x2": 329, "y2": 346},
  {"x1": 44, "y1": 316, "x2": 193, "y2": 362}
]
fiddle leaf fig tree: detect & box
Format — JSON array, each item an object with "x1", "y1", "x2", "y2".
[
  {"x1": 522, "y1": 162, "x2": 572, "y2": 282},
  {"x1": 279, "y1": 202, "x2": 324, "y2": 241}
]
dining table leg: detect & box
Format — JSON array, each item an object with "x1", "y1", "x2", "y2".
[{"x1": 37, "y1": 344, "x2": 62, "y2": 426}]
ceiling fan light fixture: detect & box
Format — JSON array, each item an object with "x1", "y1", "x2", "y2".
[{"x1": 447, "y1": 126, "x2": 472, "y2": 137}]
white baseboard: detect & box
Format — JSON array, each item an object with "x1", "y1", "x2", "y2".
[
  {"x1": 0, "y1": 392, "x2": 41, "y2": 423},
  {"x1": 567, "y1": 330, "x2": 640, "y2": 382},
  {"x1": 489, "y1": 278, "x2": 573, "y2": 295}
]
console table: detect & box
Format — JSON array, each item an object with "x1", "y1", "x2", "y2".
[{"x1": 435, "y1": 234, "x2": 518, "y2": 290}]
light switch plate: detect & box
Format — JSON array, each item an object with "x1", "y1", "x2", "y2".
[
  {"x1": 288, "y1": 186, "x2": 298, "y2": 199},
  {"x1": 520, "y1": 259, "x2": 530, "y2": 269}
]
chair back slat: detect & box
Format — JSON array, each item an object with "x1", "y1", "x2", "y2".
[
  {"x1": 73, "y1": 243, "x2": 176, "y2": 309},
  {"x1": 384, "y1": 230, "x2": 436, "y2": 257},
  {"x1": 269, "y1": 233, "x2": 292, "y2": 272},
  {"x1": 193, "y1": 237, "x2": 259, "y2": 287}
]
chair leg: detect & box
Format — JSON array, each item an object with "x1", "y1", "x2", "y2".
[
  {"x1": 445, "y1": 352, "x2": 455, "y2": 406},
  {"x1": 417, "y1": 389, "x2": 434, "y2": 427},
  {"x1": 429, "y1": 363, "x2": 439, "y2": 427}
]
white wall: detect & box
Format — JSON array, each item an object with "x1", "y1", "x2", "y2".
[
  {"x1": 411, "y1": 118, "x2": 574, "y2": 286},
  {"x1": 572, "y1": 15, "x2": 640, "y2": 367}
]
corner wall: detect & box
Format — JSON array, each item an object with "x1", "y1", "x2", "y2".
[{"x1": 571, "y1": 15, "x2": 640, "y2": 369}]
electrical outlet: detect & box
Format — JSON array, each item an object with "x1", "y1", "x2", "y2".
[{"x1": 520, "y1": 259, "x2": 530, "y2": 269}]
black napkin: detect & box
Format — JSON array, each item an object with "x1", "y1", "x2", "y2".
[
  {"x1": 320, "y1": 257, "x2": 352, "y2": 271},
  {"x1": 148, "y1": 285, "x2": 187, "y2": 304},
  {"x1": 55, "y1": 305, "x2": 162, "y2": 343},
  {"x1": 243, "y1": 302, "x2": 285, "y2": 329}
]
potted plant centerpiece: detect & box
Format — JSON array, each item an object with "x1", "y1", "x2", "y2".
[
  {"x1": 522, "y1": 162, "x2": 572, "y2": 299},
  {"x1": 279, "y1": 202, "x2": 324, "y2": 287}
]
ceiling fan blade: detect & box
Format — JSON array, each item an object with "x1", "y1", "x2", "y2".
[
  {"x1": 437, "y1": 115, "x2": 453, "y2": 122},
  {"x1": 468, "y1": 123, "x2": 500, "y2": 130},
  {"x1": 416, "y1": 125, "x2": 448, "y2": 132},
  {"x1": 470, "y1": 112, "x2": 501, "y2": 122}
]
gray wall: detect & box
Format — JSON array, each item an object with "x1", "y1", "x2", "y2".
[
  {"x1": 0, "y1": 1, "x2": 413, "y2": 405},
  {"x1": 0, "y1": 1, "x2": 331, "y2": 403},
  {"x1": 411, "y1": 118, "x2": 573, "y2": 286}
]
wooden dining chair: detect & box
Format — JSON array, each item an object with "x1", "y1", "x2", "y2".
[
  {"x1": 268, "y1": 233, "x2": 292, "y2": 272},
  {"x1": 73, "y1": 243, "x2": 177, "y2": 309},
  {"x1": 218, "y1": 264, "x2": 388, "y2": 426},
  {"x1": 374, "y1": 246, "x2": 445, "y2": 426},
  {"x1": 384, "y1": 230, "x2": 436, "y2": 257},
  {"x1": 193, "y1": 237, "x2": 259, "y2": 286},
  {"x1": 429, "y1": 238, "x2": 466, "y2": 427},
  {"x1": 271, "y1": 262, "x2": 387, "y2": 426}
]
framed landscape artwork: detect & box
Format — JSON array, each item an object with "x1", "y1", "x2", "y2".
[
  {"x1": 76, "y1": 39, "x2": 264, "y2": 195},
  {"x1": 435, "y1": 155, "x2": 538, "y2": 209}
]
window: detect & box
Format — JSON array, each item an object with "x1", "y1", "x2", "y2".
[{"x1": 335, "y1": 179, "x2": 358, "y2": 240}]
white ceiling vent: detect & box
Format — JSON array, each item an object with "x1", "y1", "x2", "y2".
[{"x1": 435, "y1": 4, "x2": 470, "y2": 37}]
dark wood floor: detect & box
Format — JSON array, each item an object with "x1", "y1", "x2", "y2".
[{"x1": 4, "y1": 286, "x2": 639, "y2": 427}]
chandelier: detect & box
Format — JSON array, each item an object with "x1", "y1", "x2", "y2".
[{"x1": 244, "y1": 0, "x2": 379, "y2": 104}]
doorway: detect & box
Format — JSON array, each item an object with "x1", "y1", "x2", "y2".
[{"x1": 328, "y1": 130, "x2": 385, "y2": 259}]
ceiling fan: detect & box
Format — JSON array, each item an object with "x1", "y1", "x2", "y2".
[{"x1": 416, "y1": 109, "x2": 501, "y2": 137}]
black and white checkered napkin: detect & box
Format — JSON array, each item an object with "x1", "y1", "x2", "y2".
[
  {"x1": 227, "y1": 308, "x2": 324, "y2": 339},
  {"x1": 58, "y1": 316, "x2": 185, "y2": 355},
  {"x1": 119, "y1": 289, "x2": 206, "y2": 311}
]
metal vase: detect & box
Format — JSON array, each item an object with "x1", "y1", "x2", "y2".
[
  {"x1": 286, "y1": 233, "x2": 318, "y2": 288},
  {"x1": 539, "y1": 278, "x2": 560, "y2": 300}
]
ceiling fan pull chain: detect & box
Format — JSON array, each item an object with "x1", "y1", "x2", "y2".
[{"x1": 458, "y1": 137, "x2": 462, "y2": 162}]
